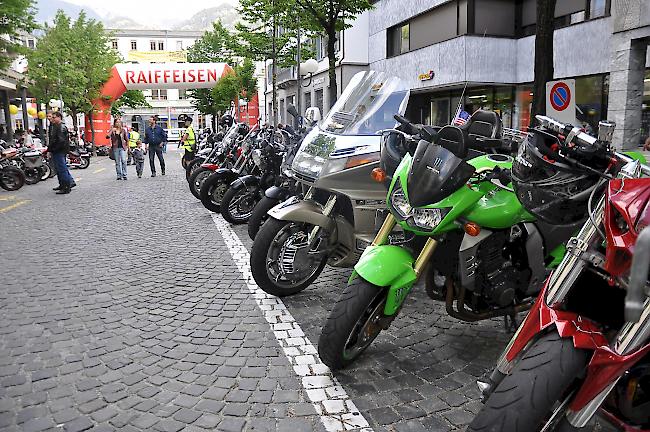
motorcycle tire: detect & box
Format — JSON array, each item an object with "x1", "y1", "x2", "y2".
[
  {"x1": 318, "y1": 278, "x2": 388, "y2": 370},
  {"x1": 467, "y1": 332, "x2": 589, "y2": 432},
  {"x1": 40, "y1": 163, "x2": 51, "y2": 181},
  {"x1": 185, "y1": 158, "x2": 204, "y2": 181},
  {"x1": 250, "y1": 218, "x2": 327, "y2": 297},
  {"x1": 0, "y1": 167, "x2": 25, "y2": 191},
  {"x1": 199, "y1": 172, "x2": 229, "y2": 213},
  {"x1": 221, "y1": 185, "x2": 260, "y2": 224},
  {"x1": 78, "y1": 157, "x2": 90, "y2": 169},
  {"x1": 181, "y1": 157, "x2": 189, "y2": 170},
  {"x1": 188, "y1": 167, "x2": 212, "y2": 200},
  {"x1": 24, "y1": 169, "x2": 41, "y2": 185},
  {"x1": 248, "y1": 196, "x2": 281, "y2": 240}
]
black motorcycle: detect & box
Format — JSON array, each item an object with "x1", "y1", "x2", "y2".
[
  {"x1": 0, "y1": 147, "x2": 25, "y2": 191},
  {"x1": 14, "y1": 147, "x2": 48, "y2": 184}
]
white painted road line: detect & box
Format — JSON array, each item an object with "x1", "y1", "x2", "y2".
[{"x1": 211, "y1": 214, "x2": 373, "y2": 432}]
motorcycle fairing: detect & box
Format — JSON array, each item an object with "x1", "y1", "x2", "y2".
[
  {"x1": 605, "y1": 179, "x2": 650, "y2": 276},
  {"x1": 504, "y1": 281, "x2": 650, "y2": 413}
]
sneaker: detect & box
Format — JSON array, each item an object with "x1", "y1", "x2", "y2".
[
  {"x1": 123, "y1": 177, "x2": 127, "y2": 180},
  {"x1": 70, "y1": 183, "x2": 77, "y2": 188},
  {"x1": 53, "y1": 185, "x2": 62, "y2": 191},
  {"x1": 117, "y1": 177, "x2": 122, "y2": 180},
  {"x1": 151, "y1": 173, "x2": 156, "y2": 177},
  {"x1": 55, "y1": 187, "x2": 71, "y2": 194},
  {"x1": 138, "y1": 174, "x2": 142, "y2": 178},
  {"x1": 161, "y1": 171, "x2": 165, "y2": 176}
]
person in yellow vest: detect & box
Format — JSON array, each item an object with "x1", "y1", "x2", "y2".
[
  {"x1": 127, "y1": 124, "x2": 140, "y2": 165},
  {"x1": 179, "y1": 117, "x2": 196, "y2": 168}
]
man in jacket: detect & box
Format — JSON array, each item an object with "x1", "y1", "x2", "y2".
[
  {"x1": 48, "y1": 111, "x2": 74, "y2": 194},
  {"x1": 143, "y1": 116, "x2": 166, "y2": 177},
  {"x1": 179, "y1": 117, "x2": 196, "y2": 166},
  {"x1": 127, "y1": 124, "x2": 140, "y2": 165}
]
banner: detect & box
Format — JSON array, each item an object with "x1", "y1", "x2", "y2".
[{"x1": 126, "y1": 50, "x2": 187, "y2": 63}]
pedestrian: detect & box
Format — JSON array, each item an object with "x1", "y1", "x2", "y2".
[
  {"x1": 48, "y1": 111, "x2": 75, "y2": 194},
  {"x1": 108, "y1": 119, "x2": 129, "y2": 180},
  {"x1": 143, "y1": 116, "x2": 166, "y2": 177},
  {"x1": 127, "y1": 124, "x2": 140, "y2": 165},
  {"x1": 179, "y1": 117, "x2": 196, "y2": 167},
  {"x1": 132, "y1": 139, "x2": 146, "y2": 178},
  {"x1": 644, "y1": 136, "x2": 650, "y2": 152}
]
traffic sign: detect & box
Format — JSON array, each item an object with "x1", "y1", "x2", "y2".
[{"x1": 546, "y1": 79, "x2": 576, "y2": 123}]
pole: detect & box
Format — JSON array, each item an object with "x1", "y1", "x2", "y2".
[
  {"x1": 272, "y1": 14, "x2": 278, "y2": 126},
  {"x1": 20, "y1": 87, "x2": 29, "y2": 133},
  {"x1": 1, "y1": 90, "x2": 14, "y2": 144},
  {"x1": 296, "y1": 16, "x2": 302, "y2": 127}
]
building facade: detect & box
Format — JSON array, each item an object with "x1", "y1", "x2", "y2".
[
  {"x1": 265, "y1": 11, "x2": 370, "y2": 123},
  {"x1": 368, "y1": 0, "x2": 650, "y2": 149}
]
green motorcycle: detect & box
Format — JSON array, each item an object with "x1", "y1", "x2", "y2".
[{"x1": 318, "y1": 113, "x2": 580, "y2": 370}]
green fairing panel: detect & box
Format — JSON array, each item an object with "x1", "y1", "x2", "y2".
[
  {"x1": 354, "y1": 245, "x2": 416, "y2": 287},
  {"x1": 624, "y1": 151, "x2": 647, "y2": 164}
]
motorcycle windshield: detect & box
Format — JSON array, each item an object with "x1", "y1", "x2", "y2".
[
  {"x1": 320, "y1": 71, "x2": 410, "y2": 136},
  {"x1": 406, "y1": 143, "x2": 476, "y2": 208}
]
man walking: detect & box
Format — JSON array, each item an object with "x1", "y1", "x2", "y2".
[
  {"x1": 143, "y1": 116, "x2": 166, "y2": 177},
  {"x1": 48, "y1": 111, "x2": 74, "y2": 194},
  {"x1": 179, "y1": 117, "x2": 196, "y2": 167}
]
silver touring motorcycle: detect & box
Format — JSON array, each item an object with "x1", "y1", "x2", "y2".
[{"x1": 250, "y1": 71, "x2": 410, "y2": 296}]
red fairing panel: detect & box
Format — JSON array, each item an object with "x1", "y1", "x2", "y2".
[{"x1": 605, "y1": 179, "x2": 650, "y2": 276}]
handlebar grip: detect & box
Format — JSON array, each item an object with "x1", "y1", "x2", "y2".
[{"x1": 394, "y1": 114, "x2": 410, "y2": 125}]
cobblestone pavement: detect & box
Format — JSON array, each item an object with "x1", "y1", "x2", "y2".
[{"x1": 0, "y1": 149, "x2": 621, "y2": 432}]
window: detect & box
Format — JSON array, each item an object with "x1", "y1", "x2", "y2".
[
  {"x1": 150, "y1": 40, "x2": 164, "y2": 51},
  {"x1": 176, "y1": 40, "x2": 183, "y2": 50},
  {"x1": 27, "y1": 39, "x2": 35, "y2": 49},
  {"x1": 178, "y1": 89, "x2": 187, "y2": 100},
  {"x1": 150, "y1": 89, "x2": 167, "y2": 100},
  {"x1": 111, "y1": 39, "x2": 118, "y2": 50},
  {"x1": 130, "y1": 40, "x2": 137, "y2": 50},
  {"x1": 315, "y1": 89, "x2": 324, "y2": 114},
  {"x1": 279, "y1": 99, "x2": 285, "y2": 123},
  {"x1": 198, "y1": 114, "x2": 206, "y2": 129},
  {"x1": 158, "y1": 41, "x2": 164, "y2": 50},
  {"x1": 387, "y1": 23, "x2": 410, "y2": 57},
  {"x1": 150, "y1": 40, "x2": 156, "y2": 50},
  {"x1": 304, "y1": 92, "x2": 311, "y2": 113},
  {"x1": 589, "y1": 0, "x2": 609, "y2": 18}
]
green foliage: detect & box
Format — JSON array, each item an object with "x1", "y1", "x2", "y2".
[
  {"x1": 211, "y1": 73, "x2": 241, "y2": 114},
  {"x1": 111, "y1": 90, "x2": 151, "y2": 117},
  {"x1": 0, "y1": 0, "x2": 37, "y2": 70},
  {"x1": 25, "y1": 10, "x2": 120, "y2": 130},
  {"x1": 292, "y1": 0, "x2": 373, "y2": 33},
  {"x1": 237, "y1": 58, "x2": 258, "y2": 99}
]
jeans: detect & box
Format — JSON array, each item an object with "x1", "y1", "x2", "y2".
[
  {"x1": 149, "y1": 145, "x2": 165, "y2": 174},
  {"x1": 113, "y1": 147, "x2": 128, "y2": 179},
  {"x1": 52, "y1": 152, "x2": 74, "y2": 187}
]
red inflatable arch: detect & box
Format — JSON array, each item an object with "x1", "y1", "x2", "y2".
[{"x1": 86, "y1": 62, "x2": 233, "y2": 146}]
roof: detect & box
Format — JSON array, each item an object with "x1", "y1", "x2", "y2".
[{"x1": 106, "y1": 29, "x2": 204, "y2": 38}]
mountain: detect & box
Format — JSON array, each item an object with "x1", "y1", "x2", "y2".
[
  {"x1": 35, "y1": 0, "x2": 102, "y2": 24},
  {"x1": 173, "y1": 5, "x2": 240, "y2": 31}
]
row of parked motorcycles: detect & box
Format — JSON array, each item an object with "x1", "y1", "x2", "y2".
[
  {"x1": 185, "y1": 71, "x2": 650, "y2": 431},
  {"x1": 0, "y1": 139, "x2": 92, "y2": 191}
]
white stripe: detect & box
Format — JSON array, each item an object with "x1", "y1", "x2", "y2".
[{"x1": 210, "y1": 214, "x2": 373, "y2": 432}]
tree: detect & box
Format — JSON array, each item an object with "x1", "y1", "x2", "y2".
[
  {"x1": 111, "y1": 90, "x2": 151, "y2": 117},
  {"x1": 211, "y1": 60, "x2": 259, "y2": 121},
  {"x1": 186, "y1": 21, "x2": 236, "y2": 130},
  {"x1": 25, "y1": 10, "x2": 119, "y2": 145},
  {"x1": 0, "y1": 0, "x2": 37, "y2": 70},
  {"x1": 292, "y1": 0, "x2": 373, "y2": 107},
  {"x1": 531, "y1": 0, "x2": 556, "y2": 123}
]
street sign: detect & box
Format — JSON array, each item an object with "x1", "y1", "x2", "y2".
[{"x1": 546, "y1": 79, "x2": 576, "y2": 123}]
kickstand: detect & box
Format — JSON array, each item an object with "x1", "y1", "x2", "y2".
[{"x1": 503, "y1": 313, "x2": 518, "y2": 333}]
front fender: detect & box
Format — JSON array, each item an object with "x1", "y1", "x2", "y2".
[
  {"x1": 268, "y1": 198, "x2": 333, "y2": 230},
  {"x1": 265, "y1": 185, "x2": 292, "y2": 200},
  {"x1": 230, "y1": 175, "x2": 260, "y2": 191},
  {"x1": 208, "y1": 168, "x2": 239, "y2": 184},
  {"x1": 353, "y1": 245, "x2": 417, "y2": 316}
]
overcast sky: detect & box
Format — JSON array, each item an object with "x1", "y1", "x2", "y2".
[{"x1": 63, "y1": 0, "x2": 239, "y2": 26}]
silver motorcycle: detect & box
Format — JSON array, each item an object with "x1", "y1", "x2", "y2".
[{"x1": 250, "y1": 71, "x2": 410, "y2": 296}]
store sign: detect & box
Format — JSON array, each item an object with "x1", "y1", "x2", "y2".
[
  {"x1": 418, "y1": 70, "x2": 435, "y2": 81},
  {"x1": 116, "y1": 63, "x2": 227, "y2": 90},
  {"x1": 546, "y1": 79, "x2": 576, "y2": 123}
]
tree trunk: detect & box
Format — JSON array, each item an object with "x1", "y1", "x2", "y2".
[
  {"x1": 531, "y1": 0, "x2": 556, "y2": 124},
  {"x1": 211, "y1": 113, "x2": 216, "y2": 132},
  {"x1": 88, "y1": 110, "x2": 96, "y2": 156},
  {"x1": 326, "y1": 30, "x2": 338, "y2": 109}
]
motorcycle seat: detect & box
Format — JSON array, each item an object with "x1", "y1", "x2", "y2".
[
  {"x1": 462, "y1": 110, "x2": 503, "y2": 150},
  {"x1": 436, "y1": 125, "x2": 467, "y2": 159}
]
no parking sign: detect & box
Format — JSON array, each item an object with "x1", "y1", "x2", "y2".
[{"x1": 546, "y1": 79, "x2": 576, "y2": 123}]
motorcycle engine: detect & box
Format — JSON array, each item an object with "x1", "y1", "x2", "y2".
[{"x1": 474, "y1": 228, "x2": 531, "y2": 308}]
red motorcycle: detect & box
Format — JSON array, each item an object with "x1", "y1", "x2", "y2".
[{"x1": 469, "y1": 116, "x2": 650, "y2": 432}]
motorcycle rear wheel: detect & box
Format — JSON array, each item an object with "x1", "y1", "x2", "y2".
[
  {"x1": 318, "y1": 278, "x2": 388, "y2": 370},
  {"x1": 24, "y1": 169, "x2": 40, "y2": 185},
  {"x1": 468, "y1": 332, "x2": 589, "y2": 432},
  {"x1": 221, "y1": 185, "x2": 260, "y2": 224},
  {"x1": 250, "y1": 218, "x2": 327, "y2": 296},
  {"x1": 0, "y1": 167, "x2": 25, "y2": 191},
  {"x1": 185, "y1": 157, "x2": 203, "y2": 181},
  {"x1": 248, "y1": 196, "x2": 280, "y2": 240},
  {"x1": 40, "y1": 163, "x2": 51, "y2": 181}
]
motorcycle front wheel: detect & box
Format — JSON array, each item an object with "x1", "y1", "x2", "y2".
[
  {"x1": 221, "y1": 185, "x2": 260, "y2": 224},
  {"x1": 78, "y1": 157, "x2": 90, "y2": 169},
  {"x1": 0, "y1": 167, "x2": 25, "y2": 191},
  {"x1": 185, "y1": 157, "x2": 203, "y2": 181},
  {"x1": 318, "y1": 278, "x2": 388, "y2": 370},
  {"x1": 40, "y1": 163, "x2": 51, "y2": 181},
  {"x1": 248, "y1": 196, "x2": 281, "y2": 240},
  {"x1": 468, "y1": 332, "x2": 589, "y2": 432},
  {"x1": 199, "y1": 173, "x2": 229, "y2": 213},
  {"x1": 250, "y1": 218, "x2": 327, "y2": 296},
  {"x1": 24, "y1": 169, "x2": 41, "y2": 185},
  {"x1": 188, "y1": 167, "x2": 212, "y2": 200}
]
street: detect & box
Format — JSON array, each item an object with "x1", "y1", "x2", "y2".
[{"x1": 0, "y1": 150, "x2": 588, "y2": 432}]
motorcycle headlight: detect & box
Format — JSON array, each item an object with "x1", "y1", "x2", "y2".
[
  {"x1": 252, "y1": 149, "x2": 263, "y2": 167},
  {"x1": 390, "y1": 184, "x2": 450, "y2": 230},
  {"x1": 390, "y1": 185, "x2": 411, "y2": 219},
  {"x1": 411, "y1": 207, "x2": 448, "y2": 230}
]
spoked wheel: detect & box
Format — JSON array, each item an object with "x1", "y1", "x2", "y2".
[
  {"x1": 468, "y1": 332, "x2": 589, "y2": 432},
  {"x1": 78, "y1": 157, "x2": 90, "y2": 169},
  {"x1": 318, "y1": 278, "x2": 388, "y2": 370},
  {"x1": 188, "y1": 168, "x2": 212, "y2": 200},
  {"x1": 250, "y1": 218, "x2": 327, "y2": 296},
  {"x1": 0, "y1": 167, "x2": 26, "y2": 191},
  {"x1": 221, "y1": 185, "x2": 260, "y2": 224}
]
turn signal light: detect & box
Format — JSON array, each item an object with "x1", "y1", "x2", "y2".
[
  {"x1": 464, "y1": 222, "x2": 481, "y2": 236},
  {"x1": 371, "y1": 168, "x2": 387, "y2": 183}
]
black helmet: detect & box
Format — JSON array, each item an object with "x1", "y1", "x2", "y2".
[
  {"x1": 220, "y1": 114, "x2": 234, "y2": 128},
  {"x1": 236, "y1": 123, "x2": 250, "y2": 136},
  {"x1": 511, "y1": 129, "x2": 604, "y2": 225},
  {"x1": 380, "y1": 132, "x2": 408, "y2": 178}
]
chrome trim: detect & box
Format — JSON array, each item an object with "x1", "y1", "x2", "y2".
[
  {"x1": 615, "y1": 298, "x2": 650, "y2": 356},
  {"x1": 566, "y1": 381, "x2": 618, "y2": 428}
]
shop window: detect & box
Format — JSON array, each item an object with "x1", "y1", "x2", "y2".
[
  {"x1": 466, "y1": 88, "x2": 494, "y2": 114},
  {"x1": 575, "y1": 75, "x2": 607, "y2": 132},
  {"x1": 430, "y1": 98, "x2": 450, "y2": 126},
  {"x1": 494, "y1": 87, "x2": 514, "y2": 129}
]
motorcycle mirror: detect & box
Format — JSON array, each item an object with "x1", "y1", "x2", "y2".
[{"x1": 625, "y1": 227, "x2": 650, "y2": 323}]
